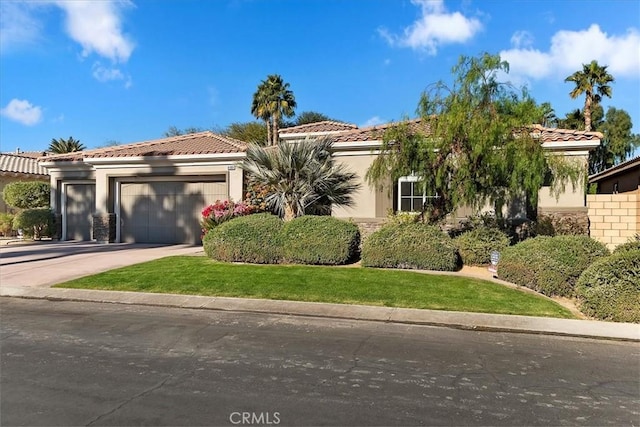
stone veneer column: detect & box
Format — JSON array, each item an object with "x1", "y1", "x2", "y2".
[{"x1": 92, "y1": 213, "x2": 116, "y2": 243}]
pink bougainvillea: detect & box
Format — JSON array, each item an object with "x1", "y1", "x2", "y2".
[{"x1": 201, "y1": 199, "x2": 253, "y2": 235}]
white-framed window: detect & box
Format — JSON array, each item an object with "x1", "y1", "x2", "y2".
[{"x1": 397, "y1": 175, "x2": 439, "y2": 212}]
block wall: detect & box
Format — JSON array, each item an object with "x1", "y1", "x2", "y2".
[{"x1": 587, "y1": 191, "x2": 640, "y2": 251}]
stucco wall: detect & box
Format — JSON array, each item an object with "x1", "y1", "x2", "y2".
[
  {"x1": 332, "y1": 153, "x2": 390, "y2": 219},
  {"x1": 594, "y1": 165, "x2": 640, "y2": 194},
  {"x1": 587, "y1": 190, "x2": 640, "y2": 250}
]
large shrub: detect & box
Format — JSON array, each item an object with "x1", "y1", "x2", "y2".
[
  {"x1": 613, "y1": 237, "x2": 640, "y2": 254},
  {"x1": 203, "y1": 213, "x2": 283, "y2": 264},
  {"x1": 498, "y1": 235, "x2": 609, "y2": 297},
  {"x1": 13, "y1": 208, "x2": 54, "y2": 239},
  {"x1": 281, "y1": 216, "x2": 360, "y2": 265},
  {"x1": 453, "y1": 227, "x2": 510, "y2": 266},
  {"x1": 576, "y1": 250, "x2": 640, "y2": 323},
  {"x1": 2, "y1": 181, "x2": 50, "y2": 209},
  {"x1": 362, "y1": 223, "x2": 461, "y2": 271},
  {"x1": 0, "y1": 213, "x2": 14, "y2": 236}
]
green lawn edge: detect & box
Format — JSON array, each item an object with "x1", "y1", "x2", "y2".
[{"x1": 55, "y1": 255, "x2": 575, "y2": 319}]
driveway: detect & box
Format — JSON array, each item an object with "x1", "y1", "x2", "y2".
[{"x1": 0, "y1": 241, "x2": 203, "y2": 288}]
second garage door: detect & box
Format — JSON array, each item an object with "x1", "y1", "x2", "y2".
[{"x1": 120, "y1": 180, "x2": 227, "y2": 244}]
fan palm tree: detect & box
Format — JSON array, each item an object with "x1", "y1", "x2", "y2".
[
  {"x1": 565, "y1": 60, "x2": 614, "y2": 131},
  {"x1": 240, "y1": 137, "x2": 360, "y2": 221},
  {"x1": 251, "y1": 74, "x2": 297, "y2": 145},
  {"x1": 48, "y1": 137, "x2": 86, "y2": 154}
]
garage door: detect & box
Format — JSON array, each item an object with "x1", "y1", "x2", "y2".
[
  {"x1": 120, "y1": 180, "x2": 227, "y2": 244},
  {"x1": 65, "y1": 183, "x2": 96, "y2": 241}
]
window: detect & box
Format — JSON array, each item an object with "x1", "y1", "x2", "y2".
[{"x1": 397, "y1": 175, "x2": 438, "y2": 212}]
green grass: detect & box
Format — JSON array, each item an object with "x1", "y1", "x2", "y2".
[{"x1": 55, "y1": 256, "x2": 575, "y2": 318}]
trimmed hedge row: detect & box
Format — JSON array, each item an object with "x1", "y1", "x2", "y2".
[
  {"x1": 281, "y1": 215, "x2": 360, "y2": 265},
  {"x1": 453, "y1": 227, "x2": 510, "y2": 266},
  {"x1": 203, "y1": 213, "x2": 284, "y2": 264},
  {"x1": 203, "y1": 214, "x2": 359, "y2": 265},
  {"x1": 362, "y1": 223, "x2": 461, "y2": 271},
  {"x1": 497, "y1": 235, "x2": 609, "y2": 297},
  {"x1": 576, "y1": 250, "x2": 640, "y2": 323}
]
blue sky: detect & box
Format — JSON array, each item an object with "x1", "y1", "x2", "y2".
[{"x1": 1, "y1": 0, "x2": 639, "y2": 153}]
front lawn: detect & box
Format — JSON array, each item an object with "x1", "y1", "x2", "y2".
[{"x1": 56, "y1": 256, "x2": 574, "y2": 319}]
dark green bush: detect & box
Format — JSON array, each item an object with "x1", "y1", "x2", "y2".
[
  {"x1": 362, "y1": 223, "x2": 461, "y2": 271},
  {"x1": 203, "y1": 213, "x2": 283, "y2": 264},
  {"x1": 498, "y1": 235, "x2": 609, "y2": 297},
  {"x1": 281, "y1": 216, "x2": 360, "y2": 265},
  {"x1": 2, "y1": 181, "x2": 50, "y2": 209},
  {"x1": 576, "y1": 250, "x2": 640, "y2": 323},
  {"x1": 453, "y1": 227, "x2": 510, "y2": 266},
  {"x1": 613, "y1": 238, "x2": 640, "y2": 254},
  {"x1": 13, "y1": 208, "x2": 54, "y2": 239}
]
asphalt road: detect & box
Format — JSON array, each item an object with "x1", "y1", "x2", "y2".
[{"x1": 1, "y1": 298, "x2": 638, "y2": 427}]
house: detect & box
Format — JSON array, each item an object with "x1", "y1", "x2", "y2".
[
  {"x1": 1, "y1": 151, "x2": 49, "y2": 213},
  {"x1": 588, "y1": 155, "x2": 640, "y2": 194},
  {"x1": 40, "y1": 121, "x2": 601, "y2": 245},
  {"x1": 587, "y1": 156, "x2": 640, "y2": 250}
]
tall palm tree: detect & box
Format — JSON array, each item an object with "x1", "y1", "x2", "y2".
[
  {"x1": 48, "y1": 136, "x2": 86, "y2": 154},
  {"x1": 251, "y1": 74, "x2": 297, "y2": 145},
  {"x1": 565, "y1": 60, "x2": 614, "y2": 131},
  {"x1": 240, "y1": 137, "x2": 360, "y2": 221}
]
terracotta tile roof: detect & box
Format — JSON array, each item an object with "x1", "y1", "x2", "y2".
[
  {"x1": 279, "y1": 120, "x2": 358, "y2": 135},
  {"x1": 333, "y1": 118, "x2": 429, "y2": 143},
  {"x1": 0, "y1": 153, "x2": 49, "y2": 176},
  {"x1": 40, "y1": 131, "x2": 248, "y2": 162},
  {"x1": 530, "y1": 124, "x2": 603, "y2": 143},
  {"x1": 331, "y1": 120, "x2": 602, "y2": 144}
]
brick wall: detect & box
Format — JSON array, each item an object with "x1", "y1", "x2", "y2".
[{"x1": 587, "y1": 191, "x2": 640, "y2": 251}]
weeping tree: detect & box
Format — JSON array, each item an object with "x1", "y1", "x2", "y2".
[
  {"x1": 240, "y1": 137, "x2": 360, "y2": 221},
  {"x1": 366, "y1": 53, "x2": 583, "y2": 223}
]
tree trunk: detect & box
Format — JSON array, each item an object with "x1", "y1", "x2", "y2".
[
  {"x1": 283, "y1": 203, "x2": 296, "y2": 222},
  {"x1": 584, "y1": 92, "x2": 592, "y2": 132},
  {"x1": 273, "y1": 114, "x2": 280, "y2": 145},
  {"x1": 265, "y1": 119, "x2": 272, "y2": 145}
]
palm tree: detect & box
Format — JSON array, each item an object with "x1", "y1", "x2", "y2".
[
  {"x1": 251, "y1": 74, "x2": 297, "y2": 145},
  {"x1": 48, "y1": 136, "x2": 86, "y2": 154},
  {"x1": 240, "y1": 137, "x2": 361, "y2": 221},
  {"x1": 565, "y1": 60, "x2": 614, "y2": 131}
]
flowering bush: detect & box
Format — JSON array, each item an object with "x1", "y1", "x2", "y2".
[{"x1": 201, "y1": 200, "x2": 252, "y2": 234}]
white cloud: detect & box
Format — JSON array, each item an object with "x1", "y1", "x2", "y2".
[
  {"x1": 361, "y1": 116, "x2": 386, "y2": 127},
  {"x1": 55, "y1": 0, "x2": 135, "y2": 63},
  {"x1": 92, "y1": 62, "x2": 132, "y2": 87},
  {"x1": 501, "y1": 24, "x2": 640, "y2": 81},
  {"x1": 0, "y1": 1, "x2": 43, "y2": 53},
  {"x1": 379, "y1": 0, "x2": 482, "y2": 55},
  {"x1": 1, "y1": 99, "x2": 43, "y2": 126},
  {"x1": 510, "y1": 30, "x2": 534, "y2": 49}
]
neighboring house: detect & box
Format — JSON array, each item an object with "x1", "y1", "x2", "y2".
[
  {"x1": 588, "y1": 156, "x2": 640, "y2": 194},
  {"x1": 1, "y1": 151, "x2": 50, "y2": 213},
  {"x1": 40, "y1": 121, "x2": 601, "y2": 245},
  {"x1": 587, "y1": 156, "x2": 640, "y2": 250}
]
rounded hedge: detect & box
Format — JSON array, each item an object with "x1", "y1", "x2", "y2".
[
  {"x1": 497, "y1": 235, "x2": 609, "y2": 297},
  {"x1": 281, "y1": 216, "x2": 360, "y2": 265},
  {"x1": 203, "y1": 213, "x2": 283, "y2": 264},
  {"x1": 576, "y1": 250, "x2": 640, "y2": 323},
  {"x1": 613, "y1": 239, "x2": 640, "y2": 254},
  {"x1": 361, "y1": 223, "x2": 461, "y2": 271},
  {"x1": 2, "y1": 181, "x2": 50, "y2": 209},
  {"x1": 453, "y1": 227, "x2": 510, "y2": 266},
  {"x1": 13, "y1": 208, "x2": 54, "y2": 239}
]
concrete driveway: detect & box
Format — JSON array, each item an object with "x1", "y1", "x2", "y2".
[{"x1": 0, "y1": 241, "x2": 203, "y2": 288}]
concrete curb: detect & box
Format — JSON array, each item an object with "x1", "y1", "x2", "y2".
[{"x1": 1, "y1": 286, "x2": 638, "y2": 342}]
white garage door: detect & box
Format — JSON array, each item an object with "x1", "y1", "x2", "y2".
[
  {"x1": 65, "y1": 183, "x2": 96, "y2": 241},
  {"x1": 120, "y1": 180, "x2": 227, "y2": 244}
]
